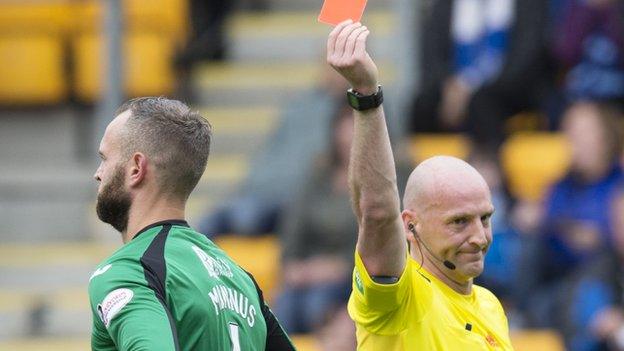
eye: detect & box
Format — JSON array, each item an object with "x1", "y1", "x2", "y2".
[
  {"x1": 481, "y1": 214, "x2": 492, "y2": 226},
  {"x1": 452, "y1": 217, "x2": 468, "y2": 226}
]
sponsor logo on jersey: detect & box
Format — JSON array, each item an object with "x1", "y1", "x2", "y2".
[
  {"x1": 192, "y1": 245, "x2": 233, "y2": 279},
  {"x1": 485, "y1": 334, "x2": 499, "y2": 347},
  {"x1": 97, "y1": 288, "x2": 133, "y2": 328},
  {"x1": 89, "y1": 264, "x2": 112, "y2": 282},
  {"x1": 354, "y1": 269, "x2": 364, "y2": 294}
]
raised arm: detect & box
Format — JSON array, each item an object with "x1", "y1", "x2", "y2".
[{"x1": 327, "y1": 21, "x2": 406, "y2": 278}]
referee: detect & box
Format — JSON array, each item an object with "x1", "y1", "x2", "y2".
[
  {"x1": 327, "y1": 21, "x2": 514, "y2": 350},
  {"x1": 89, "y1": 97, "x2": 295, "y2": 350}
]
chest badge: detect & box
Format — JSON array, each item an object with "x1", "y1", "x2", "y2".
[{"x1": 485, "y1": 334, "x2": 499, "y2": 347}]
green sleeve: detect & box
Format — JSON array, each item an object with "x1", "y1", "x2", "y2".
[
  {"x1": 92, "y1": 317, "x2": 117, "y2": 351},
  {"x1": 90, "y1": 276, "x2": 178, "y2": 350}
]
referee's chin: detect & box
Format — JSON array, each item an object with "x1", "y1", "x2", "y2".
[{"x1": 458, "y1": 260, "x2": 485, "y2": 279}]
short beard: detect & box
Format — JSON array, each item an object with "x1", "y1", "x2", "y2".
[{"x1": 96, "y1": 165, "x2": 131, "y2": 233}]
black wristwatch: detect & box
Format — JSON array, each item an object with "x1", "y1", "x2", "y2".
[{"x1": 347, "y1": 85, "x2": 384, "y2": 111}]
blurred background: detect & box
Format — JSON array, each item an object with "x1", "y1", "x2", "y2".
[{"x1": 0, "y1": 0, "x2": 623, "y2": 350}]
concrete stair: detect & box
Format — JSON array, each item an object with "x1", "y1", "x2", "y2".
[
  {"x1": 0, "y1": 108, "x2": 94, "y2": 242},
  {"x1": 226, "y1": 11, "x2": 394, "y2": 63},
  {"x1": 188, "y1": 9, "x2": 397, "y2": 216}
]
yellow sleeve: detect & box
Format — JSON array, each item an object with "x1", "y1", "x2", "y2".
[{"x1": 347, "y1": 250, "x2": 413, "y2": 335}]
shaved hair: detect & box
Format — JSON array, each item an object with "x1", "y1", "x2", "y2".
[
  {"x1": 115, "y1": 97, "x2": 212, "y2": 200},
  {"x1": 402, "y1": 156, "x2": 489, "y2": 212}
]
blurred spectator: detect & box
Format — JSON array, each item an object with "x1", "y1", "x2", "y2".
[
  {"x1": 518, "y1": 101, "x2": 624, "y2": 350},
  {"x1": 316, "y1": 305, "x2": 357, "y2": 351},
  {"x1": 176, "y1": 0, "x2": 269, "y2": 66},
  {"x1": 198, "y1": 67, "x2": 349, "y2": 237},
  {"x1": 409, "y1": 0, "x2": 552, "y2": 149},
  {"x1": 590, "y1": 194, "x2": 624, "y2": 351},
  {"x1": 273, "y1": 105, "x2": 356, "y2": 334},
  {"x1": 552, "y1": 0, "x2": 624, "y2": 106},
  {"x1": 176, "y1": 0, "x2": 232, "y2": 66}
]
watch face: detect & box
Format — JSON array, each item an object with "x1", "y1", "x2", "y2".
[{"x1": 348, "y1": 93, "x2": 361, "y2": 110}]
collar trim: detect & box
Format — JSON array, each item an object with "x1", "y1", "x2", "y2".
[{"x1": 132, "y1": 219, "x2": 189, "y2": 240}]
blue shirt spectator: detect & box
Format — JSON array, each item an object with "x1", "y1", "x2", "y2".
[
  {"x1": 543, "y1": 165, "x2": 624, "y2": 273},
  {"x1": 553, "y1": 0, "x2": 624, "y2": 102},
  {"x1": 519, "y1": 102, "x2": 624, "y2": 351},
  {"x1": 453, "y1": 0, "x2": 513, "y2": 89}
]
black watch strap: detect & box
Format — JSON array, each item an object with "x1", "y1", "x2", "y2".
[{"x1": 347, "y1": 85, "x2": 384, "y2": 111}]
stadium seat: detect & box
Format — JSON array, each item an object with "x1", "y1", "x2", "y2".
[
  {"x1": 73, "y1": 0, "x2": 187, "y2": 41},
  {"x1": 409, "y1": 133, "x2": 472, "y2": 164},
  {"x1": 504, "y1": 111, "x2": 548, "y2": 135},
  {"x1": 0, "y1": 1, "x2": 72, "y2": 105},
  {"x1": 500, "y1": 132, "x2": 571, "y2": 201},
  {"x1": 213, "y1": 235, "x2": 281, "y2": 302},
  {"x1": 291, "y1": 334, "x2": 321, "y2": 351},
  {"x1": 0, "y1": 1, "x2": 72, "y2": 35},
  {"x1": 511, "y1": 329, "x2": 565, "y2": 351},
  {"x1": 73, "y1": 31, "x2": 175, "y2": 101},
  {"x1": 0, "y1": 34, "x2": 67, "y2": 104}
]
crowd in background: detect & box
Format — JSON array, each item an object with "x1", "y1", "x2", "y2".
[{"x1": 193, "y1": 0, "x2": 624, "y2": 350}]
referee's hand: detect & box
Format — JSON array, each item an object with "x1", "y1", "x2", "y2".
[{"x1": 327, "y1": 20, "x2": 379, "y2": 96}]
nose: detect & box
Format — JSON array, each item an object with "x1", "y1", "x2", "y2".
[
  {"x1": 94, "y1": 165, "x2": 102, "y2": 182},
  {"x1": 468, "y1": 221, "x2": 490, "y2": 250}
]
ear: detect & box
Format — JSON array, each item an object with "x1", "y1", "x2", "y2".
[
  {"x1": 128, "y1": 152, "x2": 148, "y2": 188},
  {"x1": 401, "y1": 209, "x2": 418, "y2": 244}
]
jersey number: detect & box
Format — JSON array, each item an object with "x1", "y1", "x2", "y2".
[{"x1": 229, "y1": 323, "x2": 241, "y2": 351}]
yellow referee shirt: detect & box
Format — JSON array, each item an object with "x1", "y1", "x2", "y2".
[{"x1": 348, "y1": 251, "x2": 514, "y2": 350}]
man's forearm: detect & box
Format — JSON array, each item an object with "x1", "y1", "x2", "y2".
[
  {"x1": 350, "y1": 106, "x2": 400, "y2": 219},
  {"x1": 349, "y1": 104, "x2": 405, "y2": 276}
]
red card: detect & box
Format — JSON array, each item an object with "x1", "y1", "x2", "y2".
[{"x1": 318, "y1": 0, "x2": 368, "y2": 26}]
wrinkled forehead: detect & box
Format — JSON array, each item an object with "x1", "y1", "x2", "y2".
[{"x1": 433, "y1": 180, "x2": 494, "y2": 218}]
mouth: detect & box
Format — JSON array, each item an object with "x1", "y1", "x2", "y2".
[{"x1": 457, "y1": 251, "x2": 484, "y2": 261}]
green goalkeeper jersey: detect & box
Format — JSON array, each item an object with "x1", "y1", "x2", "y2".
[{"x1": 88, "y1": 220, "x2": 294, "y2": 351}]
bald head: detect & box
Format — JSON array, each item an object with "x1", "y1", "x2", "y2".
[{"x1": 403, "y1": 156, "x2": 490, "y2": 213}]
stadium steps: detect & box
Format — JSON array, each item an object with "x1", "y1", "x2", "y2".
[
  {"x1": 0, "y1": 287, "x2": 90, "y2": 339},
  {"x1": 226, "y1": 11, "x2": 393, "y2": 63},
  {"x1": 191, "y1": 60, "x2": 396, "y2": 107},
  {"x1": 0, "y1": 242, "x2": 114, "y2": 340},
  {"x1": 0, "y1": 337, "x2": 90, "y2": 351},
  {"x1": 199, "y1": 105, "x2": 280, "y2": 154},
  {"x1": 188, "y1": 9, "x2": 396, "y2": 214},
  {"x1": 0, "y1": 109, "x2": 94, "y2": 242}
]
